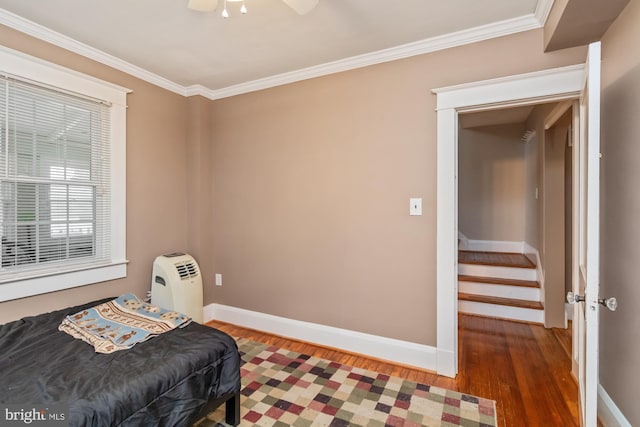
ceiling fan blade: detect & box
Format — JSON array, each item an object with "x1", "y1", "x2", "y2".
[
  {"x1": 188, "y1": 0, "x2": 218, "y2": 12},
  {"x1": 282, "y1": 0, "x2": 319, "y2": 15}
]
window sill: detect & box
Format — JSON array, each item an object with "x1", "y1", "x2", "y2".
[{"x1": 0, "y1": 261, "x2": 128, "y2": 303}]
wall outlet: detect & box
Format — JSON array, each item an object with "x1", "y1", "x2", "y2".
[{"x1": 215, "y1": 274, "x2": 222, "y2": 286}]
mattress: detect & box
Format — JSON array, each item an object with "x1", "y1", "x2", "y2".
[{"x1": 0, "y1": 297, "x2": 241, "y2": 426}]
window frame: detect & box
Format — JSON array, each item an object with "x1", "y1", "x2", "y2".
[{"x1": 0, "y1": 46, "x2": 129, "y2": 302}]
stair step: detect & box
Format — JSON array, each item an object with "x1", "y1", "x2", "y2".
[
  {"x1": 457, "y1": 250, "x2": 543, "y2": 323},
  {"x1": 458, "y1": 293, "x2": 544, "y2": 310},
  {"x1": 459, "y1": 281, "x2": 540, "y2": 301},
  {"x1": 458, "y1": 263, "x2": 537, "y2": 281},
  {"x1": 458, "y1": 299, "x2": 545, "y2": 324},
  {"x1": 458, "y1": 250, "x2": 536, "y2": 269},
  {"x1": 458, "y1": 274, "x2": 539, "y2": 288}
]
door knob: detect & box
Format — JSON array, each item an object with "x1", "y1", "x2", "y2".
[
  {"x1": 567, "y1": 292, "x2": 617, "y2": 311},
  {"x1": 598, "y1": 297, "x2": 618, "y2": 311},
  {"x1": 567, "y1": 291, "x2": 584, "y2": 304}
]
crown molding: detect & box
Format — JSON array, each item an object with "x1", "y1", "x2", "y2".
[
  {"x1": 1, "y1": 5, "x2": 547, "y2": 101},
  {"x1": 183, "y1": 84, "x2": 211, "y2": 98},
  {"x1": 0, "y1": 8, "x2": 187, "y2": 96},
  {"x1": 205, "y1": 13, "x2": 542, "y2": 100},
  {"x1": 534, "y1": 0, "x2": 555, "y2": 26}
]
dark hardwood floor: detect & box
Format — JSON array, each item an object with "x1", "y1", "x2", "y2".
[
  {"x1": 458, "y1": 250, "x2": 536, "y2": 269},
  {"x1": 207, "y1": 314, "x2": 579, "y2": 427}
]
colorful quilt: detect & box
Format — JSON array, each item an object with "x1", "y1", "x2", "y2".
[{"x1": 58, "y1": 293, "x2": 191, "y2": 353}]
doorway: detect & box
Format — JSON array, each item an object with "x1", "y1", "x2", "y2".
[
  {"x1": 432, "y1": 64, "x2": 585, "y2": 377},
  {"x1": 455, "y1": 102, "x2": 574, "y2": 330}
]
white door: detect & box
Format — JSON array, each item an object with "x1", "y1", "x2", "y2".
[{"x1": 572, "y1": 41, "x2": 601, "y2": 427}]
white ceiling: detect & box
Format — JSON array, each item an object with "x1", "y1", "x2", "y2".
[{"x1": 0, "y1": 0, "x2": 550, "y2": 98}]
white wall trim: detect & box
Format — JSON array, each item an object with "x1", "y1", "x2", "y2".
[
  {"x1": 457, "y1": 231, "x2": 469, "y2": 249},
  {"x1": 598, "y1": 384, "x2": 632, "y2": 427},
  {"x1": 0, "y1": 9, "x2": 186, "y2": 96},
  {"x1": 0, "y1": 8, "x2": 544, "y2": 100},
  {"x1": 204, "y1": 14, "x2": 541, "y2": 100},
  {"x1": 460, "y1": 239, "x2": 526, "y2": 253},
  {"x1": 433, "y1": 64, "x2": 585, "y2": 111},
  {"x1": 0, "y1": 45, "x2": 129, "y2": 302},
  {"x1": 523, "y1": 241, "x2": 539, "y2": 257},
  {"x1": 433, "y1": 64, "x2": 585, "y2": 380},
  {"x1": 534, "y1": 0, "x2": 556, "y2": 26},
  {"x1": 436, "y1": 108, "x2": 459, "y2": 375},
  {"x1": 524, "y1": 242, "x2": 544, "y2": 302},
  {"x1": 204, "y1": 303, "x2": 443, "y2": 374},
  {"x1": 0, "y1": 262, "x2": 127, "y2": 302}
]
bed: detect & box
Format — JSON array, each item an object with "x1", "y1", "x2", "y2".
[{"x1": 0, "y1": 297, "x2": 241, "y2": 426}]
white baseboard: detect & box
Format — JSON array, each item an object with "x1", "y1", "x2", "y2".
[
  {"x1": 204, "y1": 303, "x2": 441, "y2": 374},
  {"x1": 459, "y1": 238, "x2": 525, "y2": 253},
  {"x1": 598, "y1": 384, "x2": 632, "y2": 427},
  {"x1": 436, "y1": 348, "x2": 456, "y2": 378},
  {"x1": 524, "y1": 242, "x2": 544, "y2": 297},
  {"x1": 457, "y1": 231, "x2": 469, "y2": 249}
]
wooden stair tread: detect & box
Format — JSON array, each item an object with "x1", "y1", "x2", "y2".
[
  {"x1": 458, "y1": 274, "x2": 540, "y2": 288},
  {"x1": 458, "y1": 250, "x2": 536, "y2": 269},
  {"x1": 458, "y1": 293, "x2": 544, "y2": 310}
]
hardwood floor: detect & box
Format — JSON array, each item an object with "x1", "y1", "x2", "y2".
[
  {"x1": 458, "y1": 250, "x2": 536, "y2": 269},
  {"x1": 206, "y1": 314, "x2": 579, "y2": 427},
  {"x1": 458, "y1": 292, "x2": 545, "y2": 310}
]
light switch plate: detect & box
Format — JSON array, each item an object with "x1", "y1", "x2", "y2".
[{"x1": 410, "y1": 198, "x2": 422, "y2": 216}]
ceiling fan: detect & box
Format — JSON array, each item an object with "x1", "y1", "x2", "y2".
[{"x1": 188, "y1": 0, "x2": 319, "y2": 16}]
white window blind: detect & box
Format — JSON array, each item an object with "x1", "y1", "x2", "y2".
[{"x1": 0, "y1": 75, "x2": 112, "y2": 281}]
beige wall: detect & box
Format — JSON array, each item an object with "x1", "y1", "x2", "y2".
[
  {"x1": 564, "y1": 135, "x2": 573, "y2": 296},
  {"x1": 523, "y1": 121, "x2": 539, "y2": 250},
  {"x1": 600, "y1": 0, "x2": 640, "y2": 424},
  {"x1": 544, "y1": 0, "x2": 630, "y2": 52},
  {"x1": 186, "y1": 96, "x2": 216, "y2": 301},
  {"x1": 526, "y1": 104, "x2": 554, "y2": 264},
  {"x1": 1, "y1": 6, "x2": 636, "y2": 420},
  {"x1": 0, "y1": 25, "x2": 190, "y2": 324},
  {"x1": 544, "y1": 0, "x2": 570, "y2": 49},
  {"x1": 544, "y1": 115, "x2": 570, "y2": 328},
  {"x1": 525, "y1": 104, "x2": 570, "y2": 328},
  {"x1": 0, "y1": 24, "x2": 588, "y2": 347},
  {"x1": 458, "y1": 124, "x2": 527, "y2": 242},
  {"x1": 207, "y1": 30, "x2": 586, "y2": 346}
]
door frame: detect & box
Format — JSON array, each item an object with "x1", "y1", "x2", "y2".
[{"x1": 432, "y1": 64, "x2": 586, "y2": 377}]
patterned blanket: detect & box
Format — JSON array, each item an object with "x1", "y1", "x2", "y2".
[{"x1": 58, "y1": 294, "x2": 191, "y2": 354}]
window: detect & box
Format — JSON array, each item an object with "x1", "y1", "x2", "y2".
[
  {"x1": 50, "y1": 165, "x2": 94, "y2": 238},
  {"x1": 0, "y1": 47, "x2": 128, "y2": 302}
]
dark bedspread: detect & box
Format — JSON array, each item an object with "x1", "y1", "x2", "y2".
[{"x1": 0, "y1": 298, "x2": 241, "y2": 427}]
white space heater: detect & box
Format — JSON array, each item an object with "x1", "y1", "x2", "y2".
[{"x1": 151, "y1": 252, "x2": 203, "y2": 323}]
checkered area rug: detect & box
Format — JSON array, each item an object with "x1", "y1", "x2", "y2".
[{"x1": 200, "y1": 338, "x2": 496, "y2": 427}]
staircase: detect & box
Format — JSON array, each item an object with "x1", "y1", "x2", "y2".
[{"x1": 458, "y1": 250, "x2": 544, "y2": 323}]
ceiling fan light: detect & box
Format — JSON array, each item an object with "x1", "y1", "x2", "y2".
[
  {"x1": 240, "y1": 2, "x2": 247, "y2": 14},
  {"x1": 221, "y1": 7, "x2": 229, "y2": 18}
]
